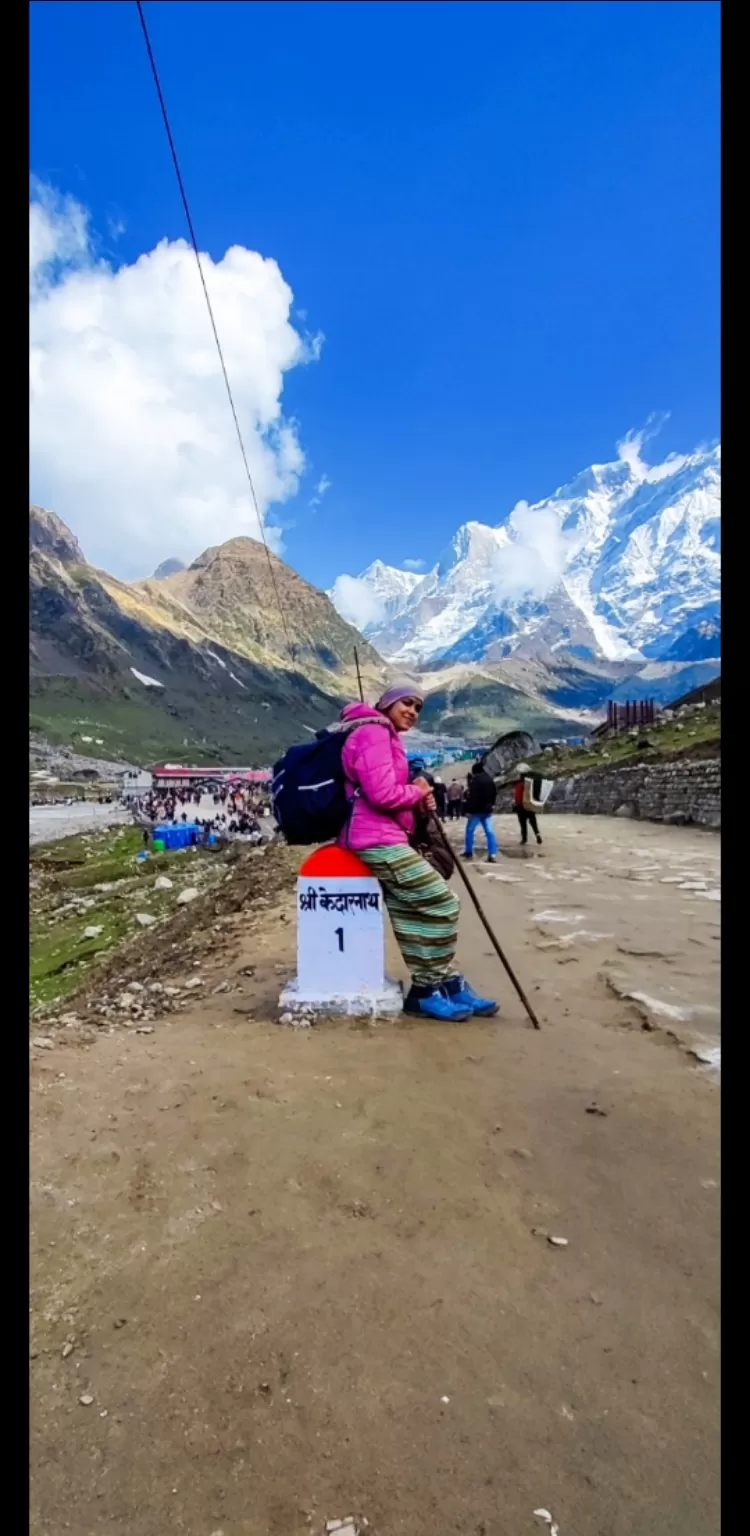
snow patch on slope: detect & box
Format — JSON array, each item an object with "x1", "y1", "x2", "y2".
[{"x1": 130, "y1": 667, "x2": 164, "y2": 689}]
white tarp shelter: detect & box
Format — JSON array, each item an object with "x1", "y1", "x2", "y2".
[{"x1": 121, "y1": 768, "x2": 153, "y2": 799}]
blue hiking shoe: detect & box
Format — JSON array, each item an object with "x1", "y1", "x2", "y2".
[
  {"x1": 403, "y1": 985, "x2": 472, "y2": 1021},
  {"x1": 441, "y1": 974, "x2": 499, "y2": 1017}
]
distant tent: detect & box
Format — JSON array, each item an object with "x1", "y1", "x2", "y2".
[{"x1": 480, "y1": 729, "x2": 536, "y2": 783}]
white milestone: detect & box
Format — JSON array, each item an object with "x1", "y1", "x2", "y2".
[{"x1": 279, "y1": 852, "x2": 403, "y2": 1018}]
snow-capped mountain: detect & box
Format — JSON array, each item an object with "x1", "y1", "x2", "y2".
[
  {"x1": 331, "y1": 440, "x2": 720, "y2": 670},
  {"x1": 327, "y1": 559, "x2": 423, "y2": 637},
  {"x1": 356, "y1": 559, "x2": 424, "y2": 624}
]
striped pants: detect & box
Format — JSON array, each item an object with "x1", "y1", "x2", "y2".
[{"x1": 357, "y1": 844, "x2": 460, "y2": 986}]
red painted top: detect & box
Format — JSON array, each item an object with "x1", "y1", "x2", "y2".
[{"x1": 298, "y1": 846, "x2": 371, "y2": 877}]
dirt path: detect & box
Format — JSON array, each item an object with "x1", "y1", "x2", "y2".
[
  {"x1": 30, "y1": 817, "x2": 719, "y2": 1536},
  {"x1": 29, "y1": 800, "x2": 133, "y2": 846}
]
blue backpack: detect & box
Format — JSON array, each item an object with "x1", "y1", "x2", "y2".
[{"x1": 272, "y1": 716, "x2": 383, "y2": 846}]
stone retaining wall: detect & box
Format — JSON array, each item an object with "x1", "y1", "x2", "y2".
[{"x1": 494, "y1": 753, "x2": 720, "y2": 829}]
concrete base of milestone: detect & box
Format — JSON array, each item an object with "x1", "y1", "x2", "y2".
[{"x1": 278, "y1": 975, "x2": 404, "y2": 1019}]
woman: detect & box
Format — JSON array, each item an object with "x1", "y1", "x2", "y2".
[{"x1": 337, "y1": 683, "x2": 498, "y2": 1021}]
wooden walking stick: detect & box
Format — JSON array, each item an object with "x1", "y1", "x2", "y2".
[{"x1": 429, "y1": 813, "x2": 542, "y2": 1030}]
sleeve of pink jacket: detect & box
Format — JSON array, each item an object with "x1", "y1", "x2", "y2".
[{"x1": 343, "y1": 726, "x2": 426, "y2": 813}]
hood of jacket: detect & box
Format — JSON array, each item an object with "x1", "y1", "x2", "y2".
[{"x1": 338, "y1": 701, "x2": 394, "y2": 730}]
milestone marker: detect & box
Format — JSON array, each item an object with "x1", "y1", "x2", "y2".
[{"x1": 278, "y1": 845, "x2": 402, "y2": 1018}]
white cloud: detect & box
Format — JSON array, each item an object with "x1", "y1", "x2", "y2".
[
  {"x1": 491, "y1": 500, "x2": 580, "y2": 603},
  {"x1": 29, "y1": 183, "x2": 321, "y2": 577},
  {"x1": 106, "y1": 212, "x2": 127, "y2": 243},
  {"x1": 30, "y1": 183, "x2": 89, "y2": 287},
  {"x1": 616, "y1": 413, "x2": 670, "y2": 481},
  {"x1": 402, "y1": 557, "x2": 425, "y2": 571},
  {"x1": 308, "y1": 472, "x2": 332, "y2": 510},
  {"x1": 329, "y1": 574, "x2": 385, "y2": 631}
]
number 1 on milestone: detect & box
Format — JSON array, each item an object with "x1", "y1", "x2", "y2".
[{"x1": 335, "y1": 927, "x2": 344, "y2": 952}]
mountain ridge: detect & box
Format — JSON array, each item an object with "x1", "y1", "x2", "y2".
[
  {"x1": 333, "y1": 440, "x2": 720, "y2": 699},
  {"x1": 29, "y1": 507, "x2": 386, "y2": 763},
  {"x1": 30, "y1": 483, "x2": 720, "y2": 761}
]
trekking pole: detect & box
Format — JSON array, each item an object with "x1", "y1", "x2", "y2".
[
  {"x1": 428, "y1": 813, "x2": 542, "y2": 1030},
  {"x1": 353, "y1": 647, "x2": 364, "y2": 702}
]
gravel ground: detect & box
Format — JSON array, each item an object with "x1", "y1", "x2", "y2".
[
  {"x1": 29, "y1": 801, "x2": 134, "y2": 846},
  {"x1": 30, "y1": 815, "x2": 719, "y2": 1536}
]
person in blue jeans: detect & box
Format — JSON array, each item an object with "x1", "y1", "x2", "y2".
[{"x1": 462, "y1": 762, "x2": 499, "y2": 862}]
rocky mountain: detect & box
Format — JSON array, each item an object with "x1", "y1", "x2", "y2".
[
  {"x1": 137, "y1": 537, "x2": 385, "y2": 690},
  {"x1": 334, "y1": 441, "x2": 720, "y2": 708},
  {"x1": 30, "y1": 508, "x2": 386, "y2": 763},
  {"x1": 30, "y1": 504, "x2": 85, "y2": 565}
]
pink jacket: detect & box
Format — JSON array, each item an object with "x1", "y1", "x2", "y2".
[{"x1": 336, "y1": 702, "x2": 426, "y2": 850}]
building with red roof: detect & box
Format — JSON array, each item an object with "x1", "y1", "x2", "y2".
[{"x1": 150, "y1": 764, "x2": 271, "y2": 788}]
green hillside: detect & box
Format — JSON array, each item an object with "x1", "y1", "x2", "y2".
[{"x1": 419, "y1": 676, "x2": 582, "y2": 742}]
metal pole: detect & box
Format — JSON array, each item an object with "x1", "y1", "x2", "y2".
[
  {"x1": 353, "y1": 647, "x2": 364, "y2": 702},
  {"x1": 428, "y1": 814, "x2": 542, "y2": 1030}
]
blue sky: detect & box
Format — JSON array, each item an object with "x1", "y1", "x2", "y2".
[{"x1": 30, "y1": 0, "x2": 719, "y2": 587}]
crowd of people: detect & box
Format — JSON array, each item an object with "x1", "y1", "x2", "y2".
[
  {"x1": 134, "y1": 781, "x2": 273, "y2": 844},
  {"x1": 406, "y1": 766, "x2": 483, "y2": 822}
]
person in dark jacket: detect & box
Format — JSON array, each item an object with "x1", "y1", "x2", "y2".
[
  {"x1": 407, "y1": 762, "x2": 453, "y2": 878},
  {"x1": 462, "y1": 762, "x2": 498, "y2": 861},
  {"x1": 432, "y1": 776, "x2": 448, "y2": 820}
]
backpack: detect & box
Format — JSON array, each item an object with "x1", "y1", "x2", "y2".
[
  {"x1": 272, "y1": 715, "x2": 384, "y2": 846},
  {"x1": 410, "y1": 811, "x2": 455, "y2": 881}
]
